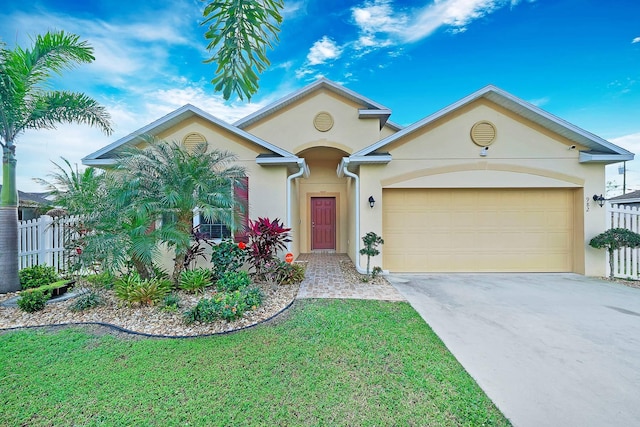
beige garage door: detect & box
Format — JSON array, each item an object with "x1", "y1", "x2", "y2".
[{"x1": 383, "y1": 188, "x2": 576, "y2": 272}]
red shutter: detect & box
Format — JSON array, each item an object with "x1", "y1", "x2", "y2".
[{"x1": 234, "y1": 177, "x2": 249, "y2": 243}]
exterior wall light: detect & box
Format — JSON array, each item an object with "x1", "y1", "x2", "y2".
[
  {"x1": 368, "y1": 196, "x2": 375, "y2": 208},
  {"x1": 593, "y1": 194, "x2": 605, "y2": 207}
]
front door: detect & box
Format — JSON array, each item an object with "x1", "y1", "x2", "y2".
[{"x1": 311, "y1": 197, "x2": 336, "y2": 250}]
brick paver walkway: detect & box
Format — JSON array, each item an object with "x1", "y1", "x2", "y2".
[{"x1": 295, "y1": 253, "x2": 406, "y2": 301}]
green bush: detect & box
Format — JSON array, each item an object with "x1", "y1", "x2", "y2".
[
  {"x1": 216, "y1": 270, "x2": 251, "y2": 292},
  {"x1": 115, "y1": 274, "x2": 172, "y2": 306},
  {"x1": 19, "y1": 265, "x2": 59, "y2": 290},
  {"x1": 184, "y1": 288, "x2": 263, "y2": 324},
  {"x1": 85, "y1": 272, "x2": 116, "y2": 290},
  {"x1": 217, "y1": 291, "x2": 248, "y2": 321},
  {"x1": 162, "y1": 293, "x2": 181, "y2": 312},
  {"x1": 210, "y1": 239, "x2": 246, "y2": 279},
  {"x1": 278, "y1": 261, "x2": 306, "y2": 285},
  {"x1": 243, "y1": 287, "x2": 263, "y2": 309},
  {"x1": 179, "y1": 268, "x2": 212, "y2": 294},
  {"x1": 590, "y1": 228, "x2": 640, "y2": 279},
  {"x1": 17, "y1": 289, "x2": 50, "y2": 313},
  {"x1": 257, "y1": 260, "x2": 305, "y2": 285},
  {"x1": 69, "y1": 291, "x2": 104, "y2": 312},
  {"x1": 184, "y1": 298, "x2": 219, "y2": 324}
]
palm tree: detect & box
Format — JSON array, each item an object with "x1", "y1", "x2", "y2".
[
  {"x1": 114, "y1": 139, "x2": 246, "y2": 283},
  {"x1": 34, "y1": 157, "x2": 105, "y2": 216},
  {"x1": 0, "y1": 31, "x2": 113, "y2": 293}
]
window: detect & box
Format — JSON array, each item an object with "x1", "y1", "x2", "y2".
[
  {"x1": 194, "y1": 177, "x2": 248, "y2": 242},
  {"x1": 198, "y1": 218, "x2": 231, "y2": 239}
]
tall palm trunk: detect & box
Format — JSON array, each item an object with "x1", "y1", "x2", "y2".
[{"x1": 0, "y1": 147, "x2": 19, "y2": 293}]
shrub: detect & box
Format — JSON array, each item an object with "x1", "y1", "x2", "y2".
[
  {"x1": 69, "y1": 291, "x2": 104, "y2": 312},
  {"x1": 184, "y1": 298, "x2": 219, "y2": 324},
  {"x1": 217, "y1": 291, "x2": 249, "y2": 321},
  {"x1": 243, "y1": 287, "x2": 263, "y2": 309},
  {"x1": 115, "y1": 274, "x2": 172, "y2": 306},
  {"x1": 17, "y1": 289, "x2": 50, "y2": 313},
  {"x1": 256, "y1": 260, "x2": 305, "y2": 285},
  {"x1": 162, "y1": 293, "x2": 181, "y2": 312},
  {"x1": 590, "y1": 228, "x2": 640, "y2": 279},
  {"x1": 179, "y1": 268, "x2": 212, "y2": 294},
  {"x1": 184, "y1": 288, "x2": 263, "y2": 324},
  {"x1": 245, "y1": 217, "x2": 291, "y2": 275},
  {"x1": 114, "y1": 274, "x2": 141, "y2": 301},
  {"x1": 85, "y1": 272, "x2": 116, "y2": 290},
  {"x1": 278, "y1": 262, "x2": 306, "y2": 285},
  {"x1": 210, "y1": 239, "x2": 247, "y2": 279},
  {"x1": 19, "y1": 265, "x2": 59, "y2": 290},
  {"x1": 216, "y1": 270, "x2": 251, "y2": 292}
]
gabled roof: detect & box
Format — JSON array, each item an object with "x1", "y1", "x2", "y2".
[
  {"x1": 353, "y1": 85, "x2": 634, "y2": 163},
  {"x1": 234, "y1": 77, "x2": 395, "y2": 130},
  {"x1": 0, "y1": 185, "x2": 51, "y2": 206},
  {"x1": 609, "y1": 190, "x2": 640, "y2": 204},
  {"x1": 82, "y1": 104, "x2": 297, "y2": 166}
]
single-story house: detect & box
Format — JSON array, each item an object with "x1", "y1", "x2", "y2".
[
  {"x1": 608, "y1": 190, "x2": 640, "y2": 208},
  {"x1": 83, "y1": 78, "x2": 633, "y2": 276},
  {"x1": 0, "y1": 185, "x2": 52, "y2": 221}
]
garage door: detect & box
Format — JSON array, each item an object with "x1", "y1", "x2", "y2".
[{"x1": 383, "y1": 188, "x2": 576, "y2": 272}]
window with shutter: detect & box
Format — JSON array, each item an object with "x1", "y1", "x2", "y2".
[{"x1": 196, "y1": 177, "x2": 248, "y2": 241}]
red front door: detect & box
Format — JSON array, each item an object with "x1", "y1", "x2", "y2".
[{"x1": 311, "y1": 197, "x2": 336, "y2": 250}]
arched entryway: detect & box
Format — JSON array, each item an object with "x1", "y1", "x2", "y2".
[{"x1": 296, "y1": 146, "x2": 349, "y2": 252}]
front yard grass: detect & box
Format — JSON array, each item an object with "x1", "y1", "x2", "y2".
[{"x1": 0, "y1": 299, "x2": 511, "y2": 426}]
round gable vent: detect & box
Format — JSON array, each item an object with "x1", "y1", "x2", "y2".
[
  {"x1": 470, "y1": 121, "x2": 496, "y2": 146},
  {"x1": 313, "y1": 112, "x2": 334, "y2": 132},
  {"x1": 182, "y1": 132, "x2": 207, "y2": 153}
]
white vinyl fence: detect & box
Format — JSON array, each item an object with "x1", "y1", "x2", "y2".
[
  {"x1": 18, "y1": 215, "x2": 81, "y2": 274},
  {"x1": 607, "y1": 204, "x2": 640, "y2": 280}
]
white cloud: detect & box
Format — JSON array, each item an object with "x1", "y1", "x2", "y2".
[
  {"x1": 307, "y1": 36, "x2": 343, "y2": 65},
  {"x1": 352, "y1": 0, "x2": 533, "y2": 45},
  {"x1": 144, "y1": 86, "x2": 266, "y2": 123},
  {"x1": 528, "y1": 96, "x2": 550, "y2": 107},
  {"x1": 352, "y1": 0, "x2": 405, "y2": 49},
  {"x1": 283, "y1": 1, "x2": 307, "y2": 18},
  {"x1": 633, "y1": 37, "x2": 640, "y2": 44}
]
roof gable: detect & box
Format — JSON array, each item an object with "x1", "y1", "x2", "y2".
[
  {"x1": 82, "y1": 104, "x2": 296, "y2": 166},
  {"x1": 609, "y1": 190, "x2": 640, "y2": 203},
  {"x1": 234, "y1": 78, "x2": 395, "y2": 130},
  {"x1": 353, "y1": 85, "x2": 633, "y2": 163}
]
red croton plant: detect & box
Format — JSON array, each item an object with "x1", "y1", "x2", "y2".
[{"x1": 245, "y1": 217, "x2": 291, "y2": 275}]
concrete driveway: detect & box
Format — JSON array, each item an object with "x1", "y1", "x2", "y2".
[{"x1": 386, "y1": 273, "x2": 640, "y2": 427}]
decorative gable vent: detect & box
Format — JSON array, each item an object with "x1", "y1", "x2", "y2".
[
  {"x1": 470, "y1": 121, "x2": 496, "y2": 146},
  {"x1": 182, "y1": 132, "x2": 207, "y2": 153},
  {"x1": 313, "y1": 112, "x2": 334, "y2": 132}
]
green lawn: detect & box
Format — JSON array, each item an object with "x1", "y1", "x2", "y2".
[{"x1": 0, "y1": 299, "x2": 511, "y2": 426}]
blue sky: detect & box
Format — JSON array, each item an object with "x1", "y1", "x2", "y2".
[{"x1": 1, "y1": 0, "x2": 639, "y2": 195}]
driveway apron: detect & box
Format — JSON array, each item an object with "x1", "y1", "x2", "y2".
[{"x1": 387, "y1": 273, "x2": 640, "y2": 427}]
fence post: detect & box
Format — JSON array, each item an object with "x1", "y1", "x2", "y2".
[{"x1": 38, "y1": 215, "x2": 54, "y2": 267}]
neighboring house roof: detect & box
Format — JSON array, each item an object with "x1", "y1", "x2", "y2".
[
  {"x1": 0, "y1": 185, "x2": 51, "y2": 207},
  {"x1": 234, "y1": 78, "x2": 400, "y2": 130},
  {"x1": 352, "y1": 85, "x2": 634, "y2": 163},
  {"x1": 608, "y1": 190, "x2": 640, "y2": 205},
  {"x1": 82, "y1": 104, "x2": 299, "y2": 166}
]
